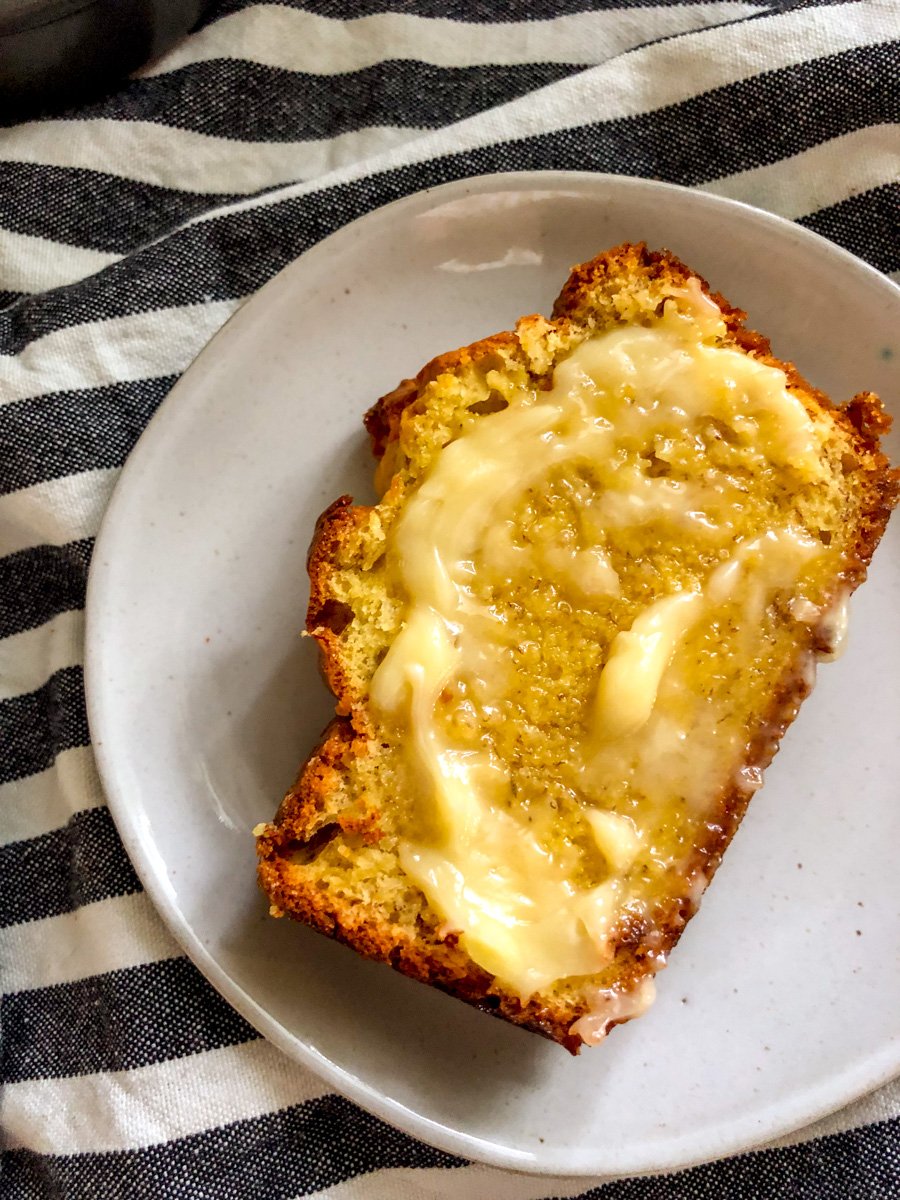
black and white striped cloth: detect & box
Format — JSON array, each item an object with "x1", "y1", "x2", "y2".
[{"x1": 2, "y1": 2, "x2": 898, "y2": 1196}]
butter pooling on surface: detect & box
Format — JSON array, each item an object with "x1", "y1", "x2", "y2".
[{"x1": 369, "y1": 291, "x2": 835, "y2": 1001}]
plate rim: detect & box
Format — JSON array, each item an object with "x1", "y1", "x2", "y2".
[{"x1": 84, "y1": 168, "x2": 900, "y2": 1178}]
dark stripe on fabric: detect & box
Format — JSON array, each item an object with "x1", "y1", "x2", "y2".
[
  {"x1": 0, "y1": 59, "x2": 586, "y2": 141},
  {"x1": 0, "y1": 808, "x2": 139, "y2": 931},
  {"x1": 4, "y1": 1107, "x2": 900, "y2": 1200},
  {"x1": 799, "y1": 183, "x2": 900, "y2": 275},
  {"x1": 0, "y1": 806, "x2": 140, "y2": 931},
  {"x1": 1, "y1": 40, "x2": 895, "y2": 356},
  {"x1": 0, "y1": 163, "x2": 241, "y2": 255},
  {"x1": 0, "y1": 538, "x2": 93, "y2": 640},
  {"x1": 0, "y1": 376, "x2": 176, "y2": 496},
  {"x1": 2, "y1": 955, "x2": 256, "y2": 1082},
  {"x1": 209, "y1": 0, "x2": 773, "y2": 20},
  {"x1": 3, "y1": 1093, "x2": 463, "y2": 1199},
  {"x1": 0, "y1": 289, "x2": 27, "y2": 309},
  {"x1": 0, "y1": 665, "x2": 89, "y2": 789}
]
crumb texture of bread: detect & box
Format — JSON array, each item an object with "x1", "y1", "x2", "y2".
[{"x1": 257, "y1": 243, "x2": 898, "y2": 1053}]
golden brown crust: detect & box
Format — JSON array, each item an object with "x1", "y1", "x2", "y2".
[
  {"x1": 258, "y1": 752, "x2": 586, "y2": 1050},
  {"x1": 364, "y1": 332, "x2": 528, "y2": 470},
  {"x1": 305, "y1": 496, "x2": 375, "y2": 721},
  {"x1": 364, "y1": 332, "x2": 523, "y2": 458},
  {"x1": 257, "y1": 242, "x2": 898, "y2": 1052}
]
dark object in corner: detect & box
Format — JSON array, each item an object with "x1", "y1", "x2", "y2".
[{"x1": 0, "y1": 0, "x2": 211, "y2": 117}]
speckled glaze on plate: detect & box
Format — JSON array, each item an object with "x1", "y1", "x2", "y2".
[{"x1": 85, "y1": 172, "x2": 900, "y2": 1177}]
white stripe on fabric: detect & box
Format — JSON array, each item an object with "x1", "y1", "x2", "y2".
[
  {"x1": 0, "y1": 750, "x2": 103, "y2": 846},
  {"x1": 0, "y1": 469, "x2": 116, "y2": 557},
  {"x1": 314, "y1": 1164, "x2": 614, "y2": 1200},
  {"x1": 0, "y1": 891, "x2": 179, "y2": 993},
  {"x1": 702, "y1": 124, "x2": 900, "y2": 219},
  {"x1": 0, "y1": 297, "x2": 240, "y2": 409},
  {"x1": 0, "y1": 122, "x2": 419, "y2": 198},
  {"x1": 0, "y1": 230, "x2": 120, "y2": 295},
  {"x1": 0, "y1": 610, "x2": 83, "y2": 702},
  {"x1": 139, "y1": 3, "x2": 758, "y2": 78},
  {"x1": 173, "y1": 1, "x2": 898, "y2": 242},
  {"x1": 2, "y1": 1038, "x2": 329, "y2": 1154}
]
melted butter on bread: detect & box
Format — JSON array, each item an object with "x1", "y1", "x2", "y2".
[{"x1": 369, "y1": 296, "x2": 840, "y2": 999}]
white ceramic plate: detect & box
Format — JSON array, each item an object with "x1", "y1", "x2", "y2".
[{"x1": 85, "y1": 172, "x2": 900, "y2": 1178}]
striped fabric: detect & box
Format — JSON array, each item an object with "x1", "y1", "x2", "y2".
[{"x1": 1, "y1": 1, "x2": 898, "y2": 1196}]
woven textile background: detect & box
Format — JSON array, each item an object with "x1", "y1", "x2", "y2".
[{"x1": 1, "y1": 2, "x2": 898, "y2": 1197}]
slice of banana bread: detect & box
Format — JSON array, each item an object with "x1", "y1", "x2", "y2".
[{"x1": 256, "y1": 243, "x2": 897, "y2": 1052}]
